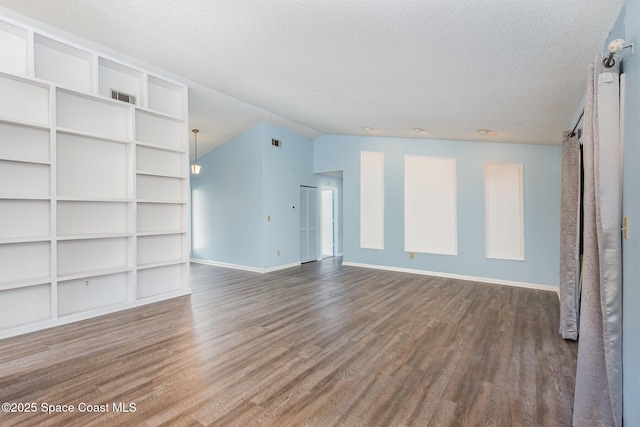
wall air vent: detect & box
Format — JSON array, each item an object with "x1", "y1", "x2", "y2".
[
  {"x1": 110, "y1": 89, "x2": 136, "y2": 105},
  {"x1": 271, "y1": 138, "x2": 282, "y2": 148}
]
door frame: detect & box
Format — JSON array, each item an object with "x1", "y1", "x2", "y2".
[{"x1": 300, "y1": 185, "x2": 318, "y2": 263}]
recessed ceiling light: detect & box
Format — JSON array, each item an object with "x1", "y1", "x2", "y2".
[
  {"x1": 477, "y1": 129, "x2": 490, "y2": 136},
  {"x1": 413, "y1": 128, "x2": 426, "y2": 133},
  {"x1": 364, "y1": 127, "x2": 373, "y2": 131}
]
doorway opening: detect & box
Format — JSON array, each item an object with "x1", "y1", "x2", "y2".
[{"x1": 321, "y1": 187, "x2": 338, "y2": 258}]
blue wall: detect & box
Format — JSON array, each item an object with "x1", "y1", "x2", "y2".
[
  {"x1": 315, "y1": 135, "x2": 561, "y2": 286},
  {"x1": 191, "y1": 124, "x2": 264, "y2": 266},
  {"x1": 191, "y1": 122, "x2": 316, "y2": 270},
  {"x1": 261, "y1": 123, "x2": 316, "y2": 268},
  {"x1": 614, "y1": 2, "x2": 640, "y2": 425}
]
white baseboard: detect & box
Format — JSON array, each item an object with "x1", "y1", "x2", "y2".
[
  {"x1": 264, "y1": 262, "x2": 301, "y2": 273},
  {"x1": 341, "y1": 261, "x2": 558, "y2": 292},
  {"x1": 191, "y1": 259, "x2": 301, "y2": 274}
]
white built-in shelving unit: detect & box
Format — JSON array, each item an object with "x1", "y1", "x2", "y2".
[{"x1": 0, "y1": 14, "x2": 190, "y2": 339}]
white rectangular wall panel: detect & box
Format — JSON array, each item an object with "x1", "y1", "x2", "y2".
[
  {"x1": 360, "y1": 151, "x2": 384, "y2": 249},
  {"x1": 137, "y1": 234, "x2": 182, "y2": 265},
  {"x1": 135, "y1": 111, "x2": 182, "y2": 149},
  {"x1": 0, "y1": 242, "x2": 50, "y2": 283},
  {"x1": 404, "y1": 155, "x2": 458, "y2": 255},
  {"x1": 58, "y1": 273, "x2": 127, "y2": 316},
  {"x1": 137, "y1": 175, "x2": 183, "y2": 202},
  {"x1": 137, "y1": 203, "x2": 182, "y2": 233},
  {"x1": 0, "y1": 75, "x2": 49, "y2": 125},
  {"x1": 136, "y1": 146, "x2": 183, "y2": 177},
  {"x1": 0, "y1": 200, "x2": 49, "y2": 239},
  {"x1": 57, "y1": 201, "x2": 128, "y2": 236},
  {"x1": 0, "y1": 20, "x2": 28, "y2": 76},
  {"x1": 148, "y1": 76, "x2": 184, "y2": 118},
  {"x1": 137, "y1": 264, "x2": 182, "y2": 299},
  {"x1": 57, "y1": 133, "x2": 128, "y2": 199},
  {"x1": 0, "y1": 285, "x2": 50, "y2": 329},
  {"x1": 56, "y1": 91, "x2": 129, "y2": 140},
  {"x1": 34, "y1": 35, "x2": 92, "y2": 93},
  {"x1": 0, "y1": 160, "x2": 49, "y2": 198},
  {"x1": 0, "y1": 123, "x2": 50, "y2": 163},
  {"x1": 58, "y1": 238, "x2": 128, "y2": 276},
  {"x1": 485, "y1": 162, "x2": 525, "y2": 260}
]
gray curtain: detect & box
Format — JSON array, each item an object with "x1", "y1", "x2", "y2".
[
  {"x1": 573, "y1": 56, "x2": 623, "y2": 427},
  {"x1": 559, "y1": 131, "x2": 581, "y2": 340}
]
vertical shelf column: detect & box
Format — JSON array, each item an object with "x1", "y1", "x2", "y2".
[
  {"x1": 49, "y1": 84, "x2": 58, "y2": 320},
  {"x1": 54, "y1": 87, "x2": 133, "y2": 318},
  {"x1": 0, "y1": 71, "x2": 53, "y2": 332},
  {"x1": 135, "y1": 74, "x2": 188, "y2": 300},
  {"x1": 135, "y1": 141, "x2": 187, "y2": 299}
]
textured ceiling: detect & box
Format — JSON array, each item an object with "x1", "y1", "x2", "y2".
[{"x1": 0, "y1": 0, "x2": 624, "y2": 156}]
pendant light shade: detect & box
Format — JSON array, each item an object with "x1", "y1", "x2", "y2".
[{"x1": 191, "y1": 128, "x2": 201, "y2": 174}]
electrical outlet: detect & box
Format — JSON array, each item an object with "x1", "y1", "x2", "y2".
[
  {"x1": 267, "y1": 215, "x2": 271, "y2": 221},
  {"x1": 409, "y1": 252, "x2": 414, "y2": 259},
  {"x1": 277, "y1": 250, "x2": 280, "y2": 256},
  {"x1": 84, "y1": 280, "x2": 90, "y2": 286}
]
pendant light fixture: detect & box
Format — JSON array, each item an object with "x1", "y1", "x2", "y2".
[{"x1": 191, "y1": 128, "x2": 202, "y2": 174}]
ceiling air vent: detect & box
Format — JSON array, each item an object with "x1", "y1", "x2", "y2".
[
  {"x1": 110, "y1": 89, "x2": 136, "y2": 105},
  {"x1": 271, "y1": 138, "x2": 282, "y2": 148}
]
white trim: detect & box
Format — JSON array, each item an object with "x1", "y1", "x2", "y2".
[
  {"x1": 336, "y1": 252, "x2": 344, "y2": 257},
  {"x1": 191, "y1": 259, "x2": 262, "y2": 273},
  {"x1": 191, "y1": 259, "x2": 301, "y2": 274},
  {"x1": 264, "y1": 262, "x2": 301, "y2": 273},
  {"x1": 0, "y1": 289, "x2": 190, "y2": 340},
  {"x1": 341, "y1": 261, "x2": 557, "y2": 292}
]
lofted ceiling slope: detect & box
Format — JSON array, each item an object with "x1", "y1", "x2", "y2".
[{"x1": 0, "y1": 0, "x2": 624, "y2": 156}]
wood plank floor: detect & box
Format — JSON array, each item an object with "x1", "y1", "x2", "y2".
[{"x1": 0, "y1": 258, "x2": 578, "y2": 426}]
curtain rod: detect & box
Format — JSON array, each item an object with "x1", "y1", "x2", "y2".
[
  {"x1": 569, "y1": 39, "x2": 632, "y2": 138},
  {"x1": 603, "y1": 39, "x2": 632, "y2": 68},
  {"x1": 569, "y1": 109, "x2": 584, "y2": 138}
]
